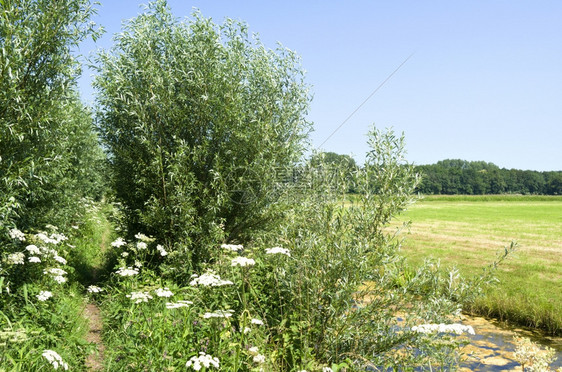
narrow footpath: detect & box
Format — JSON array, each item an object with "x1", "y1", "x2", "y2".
[{"x1": 84, "y1": 303, "x2": 105, "y2": 371}]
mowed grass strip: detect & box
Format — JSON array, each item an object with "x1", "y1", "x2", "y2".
[{"x1": 398, "y1": 195, "x2": 562, "y2": 335}]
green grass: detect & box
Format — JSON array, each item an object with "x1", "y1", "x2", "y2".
[{"x1": 398, "y1": 195, "x2": 562, "y2": 335}]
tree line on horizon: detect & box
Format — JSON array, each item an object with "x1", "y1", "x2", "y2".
[{"x1": 415, "y1": 159, "x2": 562, "y2": 195}]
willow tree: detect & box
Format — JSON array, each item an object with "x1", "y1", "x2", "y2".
[
  {"x1": 95, "y1": 1, "x2": 311, "y2": 270},
  {"x1": 0, "y1": 0, "x2": 104, "y2": 231}
]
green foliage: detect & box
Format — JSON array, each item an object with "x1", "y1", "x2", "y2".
[
  {"x1": 416, "y1": 159, "x2": 561, "y2": 195},
  {"x1": 0, "y1": 0, "x2": 106, "y2": 233},
  {"x1": 95, "y1": 0, "x2": 311, "y2": 271}
]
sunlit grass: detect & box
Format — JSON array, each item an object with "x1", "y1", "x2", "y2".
[{"x1": 397, "y1": 195, "x2": 562, "y2": 334}]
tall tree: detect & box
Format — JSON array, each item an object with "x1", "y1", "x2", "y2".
[
  {"x1": 0, "y1": 0, "x2": 103, "y2": 231},
  {"x1": 95, "y1": 1, "x2": 311, "y2": 270}
]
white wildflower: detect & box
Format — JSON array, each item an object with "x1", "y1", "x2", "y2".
[
  {"x1": 253, "y1": 354, "x2": 266, "y2": 364},
  {"x1": 134, "y1": 260, "x2": 142, "y2": 268},
  {"x1": 154, "y1": 287, "x2": 174, "y2": 298},
  {"x1": 53, "y1": 255, "x2": 67, "y2": 265},
  {"x1": 231, "y1": 256, "x2": 255, "y2": 267},
  {"x1": 203, "y1": 309, "x2": 234, "y2": 319},
  {"x1": 87, "y1": 285, "x2": 103, "y2": 293},
  {"x1": 156, "y1": 244, "x2": 167, "y2": 256},
  {"x1": 135, "y1": 232, "x2": 150, "y2": 241},
  {"x1": 186, "y1": 352, "x2": 220, "y2": 370},
  {"x1": 121, "y1": 252, "x2": 129, "y2": 257},
  {"x1": 265, "y1": 247, "x2": 291, "y2": 257},
  {"x1": 37, "y1": 291, "x2": 53, "y2": 302},
  {"x1": 248, "y1": 346, "x2": 259, "y2": 356},
  {"x1": 29, "y1": 256, "x2": 41, "y2": 263},
  {"x1": 136, "y1": 241, "x2": 147, "y2": 250},
  {"x1": 25, "y1": 245, "x2": 41, "y2": 255},
  {"x1": 42, "y1": 350, "x2": 68, "y2": 370},
  {"x1": 251, "y1": 318, "x2": 264, "y2": 325},
  {"x1": 50, "y1": 233, "x2": 68, "y2": 244},
  {"x1": 7, "y1": 252, "x2": 25, "y2": 265},
  {"x1": 9, "y1": 228, "x2": 26, "y2": 241},
  {"x1": 111, "y1": 237, "x2": 127, "y2": 248},
  {"x1": 322, "y1": 367, "x2": 334, "y2": 372},
  {"x1": 53, "y1": 276, "x2": 67, "y2": 284},
  {"x1": 221, "y1": 243, "x2": 243, "y2": 252},
  {"x1": 71, "y1": 225, "x2": 79, "y2": 230},
  {"x1": 116, "y1": 267, "x2": 139, "y2": 277},
  {"x1": 45, "y1": 268, "x2": 67, "y2": 276},
  {"x1": 190, "y1": 271, "x2": 233, "y2": 287},
  {"x1": 126, "y1": 291, "x2": 153, "y2": 304},
  {"x1": 411, "y1": 323, "x2": 475, "y2": 335},
  {"x1": 166, "y1": 300, "x2": 193, "y2": 309},
  {"x1": 243, "y1": 327, "x2": 252, "y2": 334}
]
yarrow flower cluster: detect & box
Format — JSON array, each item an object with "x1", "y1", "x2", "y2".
[
  {"x1": 231, "y1": 256, "x2": 255, "y2": 267},
  {"x1": 87, "y1": 285, "x2": 103, "y2": 293},
  {"x1": 116, "y1": 267, "x2": 139, "y2": 277},
  {"x1": 37, "y1": 291, "x2": 53, "y2": 302},
  {"x1": 411, "y1": 323, "x2": 475, "y2": 335},
  {"x1": 126, "y1": 291, "x2": 153, "y2": 304},
  {"x1": 136, "y1": 241, "x2": 147, "y2": 250},
  {"x1": 134, "y1": 232, "x2": 152, "y2": 241},
  {"x1": 44, "y1": 268, "x2": 68, "y2": 284},
  {"x1": 29, "y1": 256, "x2": 41, "y2": 263},
  {"x1": 26, "y1": 245, "x2": 41, "y2": 255},
  {"x1": 265, "y1": 247, "x2": 291, "y2": 257},
  {"x1": 221, "y1": 243, "x2": 243, "y2": 252},
  {"x1": 7, "y1": 252, "x2": 25, "y2": 265},
  {"x1": 166, "y1": 300, "x2": 193, "y2": 309},
  {"x1": 189, "y1": 271, "x2": 233, "y2": 287},
  {"x1": 111, "y1": 237, "x2": 127, "y2": 248},
  {"x1": 186, "y1": 352, "x2": 220, "y2": 370},
  {"x1": 42, "y1": 350, "x2": 68, "y2": 370},
  {"x1": 35, "y1": 232, "x2": 67, "y2": 245},
  {"x1": 251, "y1": 318, "x2": 264, "y2": 325},
  {"x1": 9, "y1": 228, "x2": 26, "y2": 241},
  {"x1": 154, "y1": 287, "x2": 174, "y2": 298},
  {"x1": 203, "y1": 309, "x2": 234, "y2": 319},
  {"x1": 156, "y1": 244, "x2": 168, "y2": 256}
]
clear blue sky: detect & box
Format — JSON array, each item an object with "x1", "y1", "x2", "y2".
[{"x1": 77, "y1": 1, "x2": 562, "y2": 171}]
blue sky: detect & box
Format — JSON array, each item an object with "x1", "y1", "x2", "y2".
[{"x1": 78, "y1": 1, "x2": 562, "y2": 171}]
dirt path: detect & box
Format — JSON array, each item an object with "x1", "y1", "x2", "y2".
[
  {"x1": 84, "y1": 303, "x2": 105, "y2": 371},
  {"x1": 84, "y1": 214, "x2": 111, "y2": 371}
]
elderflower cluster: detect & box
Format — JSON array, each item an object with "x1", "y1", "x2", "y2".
[
  {"x1": 231, "y1": 256, "x2": 255, "y2": 267},
  {"x1": 411, "y1": 323, "x2": 475, "y2": 335},
  {"x1": 189, "y1": 271, "x2": 233, "y2": 287},
  {"x1": 221, "y1": 243, "x2": 243, "y2": 252},
  {"x1": 25, "y1": 245, "x2": 41, "y2": 255},
  {"x1": 265, "y1": 247, "x2": 291, "y2": 257},
  {"x1": 126, "y1": 291, "x2": 153, "y2": 303},
  {"x1": 186, "y1": 352, "x2": 220, "y2": 370},
  {"x1": 42, "y1": 350, "x2": 68, "y2": 370}
]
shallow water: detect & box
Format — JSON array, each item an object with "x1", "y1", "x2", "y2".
[{"x1": 458, "y1": 315, "x2": 562, "y2": 371}]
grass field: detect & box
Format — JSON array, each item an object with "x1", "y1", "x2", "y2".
[{"x1": 397, "y1": 195, "x2": 562, "y2": 335}]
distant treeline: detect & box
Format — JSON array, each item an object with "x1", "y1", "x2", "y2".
[{"x1": 415, "y1": 159, "x2": 562, "y2": 195}]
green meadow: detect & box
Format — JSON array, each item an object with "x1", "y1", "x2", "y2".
[{"x1": 398, "y1": 195, "x2": 562, "y2": 335}]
